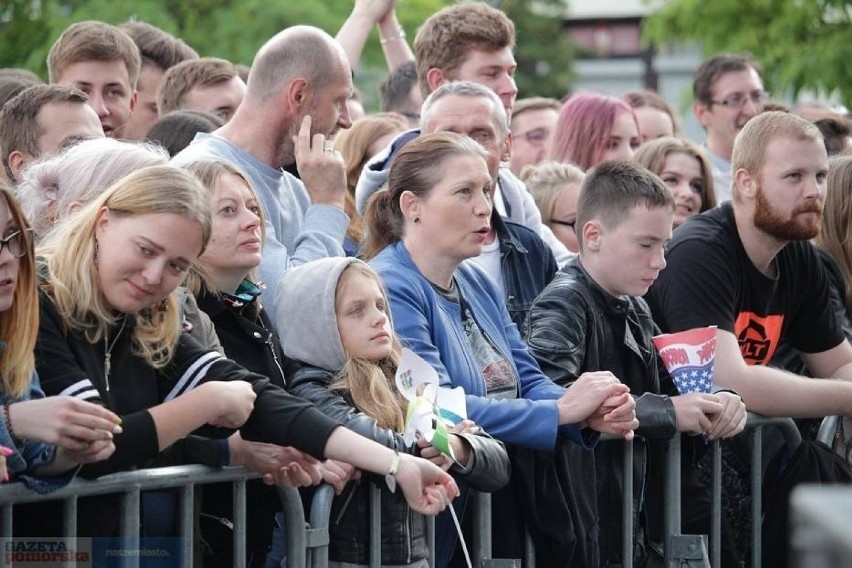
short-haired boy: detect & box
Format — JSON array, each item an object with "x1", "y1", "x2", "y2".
[
  {"x1": 525, "y1": 160, "x2": 746, "y2": 565},
  {"x1": 48, "y1": 20, "x2": 140, "y2": 139}
]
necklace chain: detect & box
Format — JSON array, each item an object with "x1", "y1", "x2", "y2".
[{"x1": 104, "y1": 318, "x2": 128, "y2": 394}]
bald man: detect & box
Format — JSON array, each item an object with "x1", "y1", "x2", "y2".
[{"x1": 172, "y1": 25, "x2": 353, "y2": 307}]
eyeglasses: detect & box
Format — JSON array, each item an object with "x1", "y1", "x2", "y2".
[
  {"x1": 709, "y1": 90, "x2": 768, "y2": 109},
  {"x1": 517, "y1": 127, "x2": 550, "y2": 146},
  {"x1": 550, "y1": 219, "x2": 576, "y2": 231},
  {"x1": 0, "y1": 230, "x2": 30, "y2": 259}
]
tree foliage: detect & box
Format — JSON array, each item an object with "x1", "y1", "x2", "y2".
[
  {"x1": 643, "y1": 0, "x2": 852, "y2": 107},
  {"x1": 501, "y1": 0, "x2": 575, "y2": 99}
]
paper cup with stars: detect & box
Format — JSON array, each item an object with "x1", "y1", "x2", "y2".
[{"x1": 652, "y1": 326, "x2": 718, "y2": 395}]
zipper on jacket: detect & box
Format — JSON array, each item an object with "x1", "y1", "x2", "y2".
[
  {"x1": 258, "y1": 318, "x2": 288, "y2": 385},
  {"x1": 266, "y1": 334, "x2": 288, "y2": 385}
]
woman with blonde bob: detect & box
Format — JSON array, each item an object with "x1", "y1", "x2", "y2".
[
  {"x1": 32, "y1": 165, "x2": 456, "y2": 536},
  {"x1": 0, "y1": 180, "x2": 119, "y2": 493},
  {"x1": 633, "y1": 136, "x2": 717, "y2": 228},
  {"x1": 521, "y1": 161, "x2": 585, "y2": 253},
  {"x1": 16, "y1": 137, "x2": 168, "y2": 240}
]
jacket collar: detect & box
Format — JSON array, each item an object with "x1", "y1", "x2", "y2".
[
  {"x1": 492, "y1": 212, "x2": 528, "y2": 255},
  {"x1": 562, "y1": 257, "x2": 632, "y2": 318}
]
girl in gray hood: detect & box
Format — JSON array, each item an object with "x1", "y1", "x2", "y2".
[{"x1": 277, "y1": 257, "x2": 509, "y2": 567}]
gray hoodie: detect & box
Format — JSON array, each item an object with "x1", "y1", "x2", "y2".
[{"x1": 274, "y1": 257, "x2": 366, "y2": 371}]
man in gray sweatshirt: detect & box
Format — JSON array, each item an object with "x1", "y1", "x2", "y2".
[{"x1": 173, "y1": 26, "x2": 353, "y2": 310}]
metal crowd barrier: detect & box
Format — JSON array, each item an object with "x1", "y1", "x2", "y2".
[
  {"x1": 292, "y1": 414, "x2": 802, "y2": 568},
  {"x1": 0, "y1": 412, "x2": 823, "y2": 568},
  {"x1": 0, "y1": 464, "x2": 307, "y2": 568},
  {"x1": 292, "y1": 413, "x2": 827, "y2": 568},
  {"x1": 662, "y1": 413, "x2": 802, "y2": 568}
]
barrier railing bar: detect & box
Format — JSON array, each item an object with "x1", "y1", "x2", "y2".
[
  {"x1": 0, "y1": 465, "x2": 261, "y2": 504},
  {"x1": 0, "y1": 466, "x2": 265, "y2": 568}
]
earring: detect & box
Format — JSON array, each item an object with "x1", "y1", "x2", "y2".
[
  {"x1": 94, "y1": 239, "x2": 99, "y2": 263},
  {"x1": 413, "y1": 217, "x2": 421, "y2": 224}
]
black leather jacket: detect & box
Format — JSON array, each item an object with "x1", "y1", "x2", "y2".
[
  {"x1": 525, "y1": 258, "x2": 678, "y2": 565},
  {"x1": 289, "y1": 366, "x2": 510, "y2": 565}
]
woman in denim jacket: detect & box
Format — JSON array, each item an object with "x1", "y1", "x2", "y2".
[{"x1": 362, "y1": 133, "x2": 640, "y2": 566}]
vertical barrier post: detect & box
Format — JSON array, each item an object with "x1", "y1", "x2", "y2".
[
  {"x1": 750, "y1": 427, "x2": 762, "y2": 568},
  {"x1": 280, "y1": 486, "x2": 308, "y2": 568},
  {"x1": 233, "y1": 479, "x2": 247, "y2": 568},
  {"x1": 1, "y1": 504, "x2": 10, "y2": 538},
  {"x1": 710, "y1": 440, "x2": 722, "y2": 568},
  {"x1": 306, "y1": 485, "x2": 333, "y2": 568},
  {"x1": 369, "y1": 483, "x2": 381, "y2": 568},
  {"x1": 178, "y1": 484, "x2": 194, "y2": 567},
  {"x1": 120, "y1": 488, "x2": 141, "y2": 568},
  {"x1": 623, "y1": 438, "x2": 634, "y2": 568},
  {"x1": 473, "y1": 490, "x2": 490, "y2": 562},
  {"x1": 427, "y1": 514, "x2": 436, "y2": 568},
  {"x1": 61, "y1": 495, "x2": 78, "y2": 568},
  {"x1": 663, "y1": 434, "x2": 681, "y2": 568}
]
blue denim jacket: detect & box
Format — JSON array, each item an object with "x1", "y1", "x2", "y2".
[
  {"x1": 371, "y1": 242, "x2": 593, "y2": 451},
  {"x1": 494, "y1": 214, "x2": 559, "y2": 333},
  {"x1": 371, "y1": 242, "x2": 594, "y2": 567},
  {"x1": 0, "y1": 364, "x2": 75, "y2": 494}
]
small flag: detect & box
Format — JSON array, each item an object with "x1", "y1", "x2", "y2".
[{"x1": 652, "y1": 326, "x2": 717, "y2": 395}]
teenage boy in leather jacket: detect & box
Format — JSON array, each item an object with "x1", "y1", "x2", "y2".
[{"x1": 526, "y1": 161, "x2": 746, "y2": 566}]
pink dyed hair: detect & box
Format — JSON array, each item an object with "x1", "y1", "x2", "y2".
[{"x1": 549, "y1": 92, "x2": 637, "y2": 171}]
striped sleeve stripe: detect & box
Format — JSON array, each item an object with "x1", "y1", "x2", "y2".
[
  {"x1": 59, "y1": 378, "x2": 101, "y2": 401},
  {"x1": 165, "y1": 351, "x2": 225, "y2": 401}
]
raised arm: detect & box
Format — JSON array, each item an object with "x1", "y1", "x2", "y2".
[
  {"x1": 716, "y1": 330, "x2": 852, "y2": 417},
  {"x1": 336, "y1": 0, "x2": 414, "y2": 72}
]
